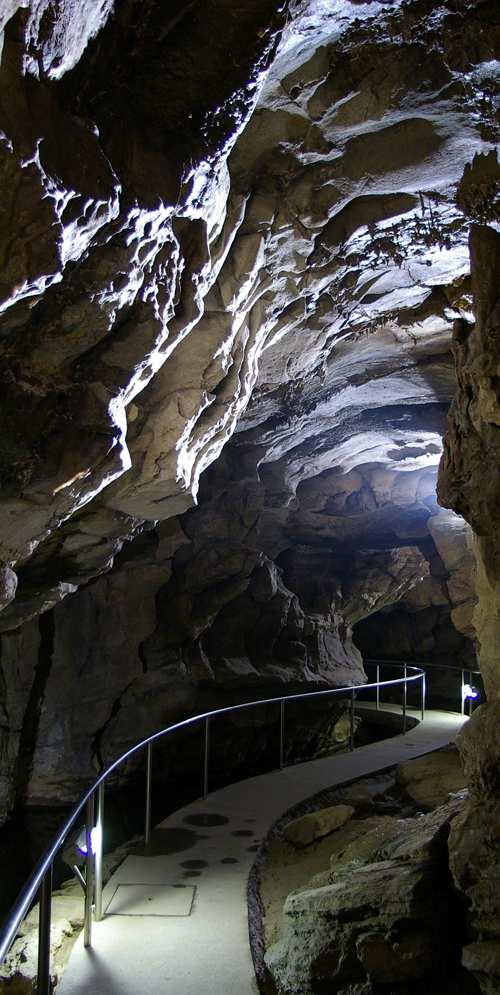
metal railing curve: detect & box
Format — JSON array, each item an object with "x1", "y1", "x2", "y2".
[
  {"x1": 0, "y1": 660, "x2": 457, "y2": 992},
  {"x1": 365, "y1": 658, "x2": 482, "y2": 716}
]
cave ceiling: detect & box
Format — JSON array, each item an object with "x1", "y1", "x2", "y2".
[{"x1": 0, "y1": 0, "x2": 498, "y2": 632}]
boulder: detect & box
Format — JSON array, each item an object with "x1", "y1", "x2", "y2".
[
  {"x1": 305, "y1": 799, "x2": 463, "y2": 889},
  {"x1": 338, "y1": 782, "x2": 374, "y2": 811},
  {"x1": 297, "y1": 817, "x2": 400, "y2": 890},
  {"x1": 330, "y1": 816, "x2": 401, "y2": 870},
  {"x1": 283, "y1": 804, "x2": 355, "y2": 848},
  {"x1": 395, "y1": 745, "x2": 466, "y2": 808},
  {"x1": 266, "y1": 794, "x2": 469, "y2": 994},
  {"x1": 265, "y1": 859, "x2": 445, "y2": 994}
]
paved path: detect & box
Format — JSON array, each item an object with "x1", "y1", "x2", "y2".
[{"x1": 58, "y1": 707, "x2": 466, "y2": 995}]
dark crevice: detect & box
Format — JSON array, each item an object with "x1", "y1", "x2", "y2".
[
  {"x1": 91, "y1": 680, "x2": 135, "y2": 770},
  {"x1": 13, "y1": 610, "x2": 55, "y2": 811},
  {"x1": 138, "y1": 641, "x2": 148, "y2": 674}
]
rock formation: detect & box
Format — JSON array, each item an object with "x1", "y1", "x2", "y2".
[
  {"x1": 2, "y1": 0, "x2": 495, "y2": 629},
  {"x1": 0, "y1": 9, "x2": 498, "y2": 986},
  {"x1": 437, "y1": 155, "x2": 500, "y2": 994},
  {"x1": 261, "y1": 751, "x2": 474, "y2": 995}
]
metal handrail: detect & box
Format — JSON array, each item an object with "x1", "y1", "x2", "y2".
[
  {"x1": 0, "y1": 662, "x2": 432, "y2": 991},
  {"x1": 366, "y1": 657, "x2": 481, "y2": 674},
  {"x1": 366, "y1": 658, "x2": 483, "y2": 716}
]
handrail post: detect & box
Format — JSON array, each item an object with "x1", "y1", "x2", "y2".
[
  {"x1": 94, "y1": 782, "x2": 105, "y2": 922},
  {"x1": 402, "y1": 663, "x2": 407, "y2": 734},
  {"x1": 0, "y1": 663, "x2": 441, "y2": 981},
  {"x1": 145, "y1": 743, "x2": 153, "y2": 845},
  {"x1": 349, "y1": 690, "x2": 355, "y2": 751},
  {"x1": 37, "y1": 863, "x2": 52, "y2": 995},
  {"x1": 203, "y1": 717, "x2": 210, "y2": 800},
  {"x1": 83, "y1": 794, "x2": 95, "y2": 948},
  {"x1": 279, "y1": 699, "x2": 285, "y2": 770},
  {"x1": 461, "y1": 668, "x2": 465, "y2": 715}
]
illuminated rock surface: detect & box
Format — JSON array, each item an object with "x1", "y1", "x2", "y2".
[
  {"x1": 261, "y1": 759, "x2": 474, "y2": 995},
  {"x1": 0, "y1": 4, "x2": 498, "y2": 987}
]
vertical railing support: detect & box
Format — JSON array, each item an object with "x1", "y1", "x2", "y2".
[
  {"x1": 402, "y1": 663, "x2": 407, "y2": 734},
  {"x1": 203, "y1": 717, "x2": 210, "y2": 800},
  {"x1": 421, "y1": 672, "x2": 426, "y2": 722},
  {"x1": 461, "y1": 669, "x2": 465, "y2": 715},
  {"x1": 376, "y1": 664, "x2": 380, "y2": 710},
  {"x1": 37, "y1": 863, "x2": 53, "y2": 995},
  {"x1": 349, "y1": 691, "x2": 355, "y2": 751},
  {"x1": 94, "y1": 782, "x2": 105, "y2": 922},
  {"x1": 145, "y1": 742, "x2": 153, "y2": 845},
  {"x1": 83, "y1": 793, "x2": 95, "y2": 948},
  {"x1": 279, "y1": 699, "x2": 285, "y2": 770}
]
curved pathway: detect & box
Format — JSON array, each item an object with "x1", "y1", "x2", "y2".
[{"x1": 58, "y1": 707, "x2": 466, "y2": 995}]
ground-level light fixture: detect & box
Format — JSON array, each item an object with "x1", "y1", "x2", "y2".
[
  {"x1": 461, "y1": 680, "x2": 480, "y2": 716},
  {"x1": 76, "y1": 824, "x2": 102, "y2": 856},
  {"x1": 463, "y1": 683, "x2": 479, "y2": 701}
]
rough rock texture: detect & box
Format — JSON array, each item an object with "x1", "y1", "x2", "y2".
[
  {"x1": 0, "y1": 0, "x2": 289, "y2": 614},
  {"x1": 0, "y1": 468, "x2": 473, "y2": 818},
  {"x1": 435, "y1": 140, "x2": 500, "y2": 992},
  {"x1": 353, "y1": 504, "x2": 477, "y2": 673},
  {"x1": 0, "y1": 0, "x2": 497, "y2": 872},
  {"x1": 394, "y1": 744, "x2": 466, "y2": 809},
  {"x1": 264, "y1": 790, "x2": 473, "y2": 994},
  {"x1": 268, "y1": 860, "x2": 439, "y2": 990},
  {"x1": 439, "y1": 220, "x2": 500, "y2": 698},
  {"x1": 283, "y1": 804, "x2": 354, "y2": 847},
  {"x1": 2, "y1": 0, "x2": 495, "y2": 622}
]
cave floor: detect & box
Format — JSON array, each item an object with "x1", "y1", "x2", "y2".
[{"x1": 57, "y1": 707, "x2": 467, "y2": 995}]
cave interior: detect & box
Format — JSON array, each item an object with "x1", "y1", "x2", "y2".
[{"x1": 0, "y1": 1, "x2": 499, "y2": 993}]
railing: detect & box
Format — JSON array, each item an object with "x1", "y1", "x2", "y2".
[
  {"x1": 366, "y1": 659, "x2": 483, "y2": 717},
  {"x1": 0, "y1": 660, "x2": 450, "y2": 993}
]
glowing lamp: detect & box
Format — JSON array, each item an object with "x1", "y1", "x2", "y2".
[
  {"x1": 463, "y1": 684, "x2": 479, "y2": 701},
  {"x1": 76, "y1": 825, "x2": 102, "y2": 856}
]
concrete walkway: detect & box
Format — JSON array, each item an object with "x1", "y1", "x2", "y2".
[{"x1": 58, "y1": 707, "x2": 467, "y2": 995}]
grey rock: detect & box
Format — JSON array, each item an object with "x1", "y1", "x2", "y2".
[
  {"x1": 283, "y1": 804, "x2": 355, "y2": 848},
  {"x1": 395, "y1": 745, "x2": 467, "y2": 809}
]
